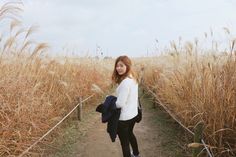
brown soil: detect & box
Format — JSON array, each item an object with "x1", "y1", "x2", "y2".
[
  {"x1": 73, "y1": 96, "x2": 190, "y2": 157},
  {"x1": 43, "y1": 94, "x2": 190, "y2": 157}
]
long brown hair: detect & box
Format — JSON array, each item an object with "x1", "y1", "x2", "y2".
[{"x1": 112, "y1": 55, "x2": 137, "y2": 84}]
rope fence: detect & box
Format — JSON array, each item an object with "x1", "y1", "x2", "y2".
[
  {"x1": 144, "y1": 86, "x2": 214, "y2": 157},
  {"x1": 18, "y1": 94, "x2": 95, "y2": 157},
  {"x1": 18, "y1": 84, "x2": 215, "y2": 157}
]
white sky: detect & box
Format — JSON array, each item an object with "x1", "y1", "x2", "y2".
[{"x1": 1, "y1": 0, "x2": 236, "y2": 57}]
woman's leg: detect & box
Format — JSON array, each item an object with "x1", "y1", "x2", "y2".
[
  {"x1": 117, "y1": 121, "x2": 131, "y2": 157},
  {"x1": 128, "y1": 119, "x2": 139, "y2": 156}
]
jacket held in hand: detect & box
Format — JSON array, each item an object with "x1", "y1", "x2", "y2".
[{"x1": 96, "y1": 95, "x2": 121, "y2": 142}]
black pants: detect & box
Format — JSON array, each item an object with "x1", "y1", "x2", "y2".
[{"x1": 117, "y1": 117, "x2": 139, "y2": 157}]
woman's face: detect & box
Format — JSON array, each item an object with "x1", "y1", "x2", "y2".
[{"x1": 116, "y1": 61, "x2": 127, "y2": 76}]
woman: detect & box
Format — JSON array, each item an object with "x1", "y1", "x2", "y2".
[{"x1": 112, "y1": 55, "x2": 140, "y2": 157}]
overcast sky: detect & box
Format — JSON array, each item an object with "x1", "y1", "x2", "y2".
[{"x1": 1, "y1": 0, "x2": 236, "y2": 57}]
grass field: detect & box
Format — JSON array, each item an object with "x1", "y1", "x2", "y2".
[{"x1": 0, "y1": 2, "x2": 235, "y2": 157}]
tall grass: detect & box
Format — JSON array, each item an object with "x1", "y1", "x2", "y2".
[
  {"x1": 141, "y1": 39, "x2": 236, "y2": 156},
  {"x1": 0, "y1": 2, "x2": 111, "y2": 156}
]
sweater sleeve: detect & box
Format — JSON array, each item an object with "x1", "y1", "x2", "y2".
[{"x1": 115, "y1": 80, "x2": 130, "y2": 108}]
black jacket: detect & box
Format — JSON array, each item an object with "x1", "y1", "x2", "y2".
[{"x1": 96, "y1": 95, "x2": 120, "y2": 142}]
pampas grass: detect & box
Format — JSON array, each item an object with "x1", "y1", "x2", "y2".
[
  {"x1": 0, "y1": 2, "x2": 112, "y2": 156},
  {"x1": 141, "y1": 39, "x2": 236, "y2": 156}
]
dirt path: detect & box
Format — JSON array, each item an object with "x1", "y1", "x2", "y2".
[
  {"x1": 44, "y1": 93, "x2": 190, "y2": 157},
  {"x1": 77, "y1": 113, "x2": 122, "y2": 157},
  {"x1": 73, "y1": 94, "x2": 190, "y2": 157}
]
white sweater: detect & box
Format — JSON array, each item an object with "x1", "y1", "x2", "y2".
[{"x1": 115, "y1": 77, "x2": 138, "y2": 121}]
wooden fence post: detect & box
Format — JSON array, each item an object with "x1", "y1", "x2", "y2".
[
  {"x1": 77, "y1": 97, "x2": 82, "y2": 121},
  {"x1": 193, "y1": 121, "x2": 204, "y2": 157},
  {"x1": 152, "y1": 89, "x2": 157, "y2": 108}
]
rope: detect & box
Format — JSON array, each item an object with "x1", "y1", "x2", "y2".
[
  {"x1": 18, "y1": 94, "x2": 95, "y2": 157},
  {"x1": 146, "y1": 87, "x2": 194, "y2": 135},
  {"x1": 145, "y1": 86, "x2": 214, "y2": 157}
]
